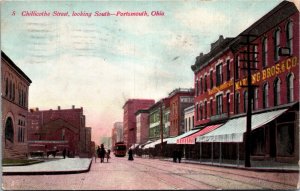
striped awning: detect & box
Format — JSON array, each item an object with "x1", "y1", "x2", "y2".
[
  {"x1": 166, "y1": 129, "x2": 200, "y2": 144},
  {"x1": 177, "y1": 124, "x2": 222, "y2": 144},
  {"x1": 196, "y1": 109, "x2": 287, "y2": 143}
]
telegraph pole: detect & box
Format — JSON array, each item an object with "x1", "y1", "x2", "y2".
[
  {"x1": 160, "y1": 99, "x2": 164, "y2": 156},
  {"x1": 239, "y1": 34, "x2": 259, "y2": 167}
]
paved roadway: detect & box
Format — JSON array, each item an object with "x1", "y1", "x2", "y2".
[{"x1": 2, "y1": 156, "x2": 299, "y2": 190}]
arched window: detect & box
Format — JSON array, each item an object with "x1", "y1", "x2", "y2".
[
  {"x1": 210, "y1": 70, "x2": 213, "y2": 89},
  {"x1": 196, "y1": 80, "x2": 199, "y2": 96},
  {"x1": 5, "y1": 117, "x2": 14, "y2": 143},
  {"x1": 204, "y1": 101, "x2": 207, "y2": 119},
  {"x1": 274, "y1": 29, "x2": 280, "y2": 61},
  {"x1": 287, "y1": 73, "x2": 294, "y2": 103},
  {"x1": 262, "y1": 37, "x2": 268, "y2": 67},
  {"x1": 274, "y1": 78, "x2": 281, "y2": 106},
  {"x1": 263, "y1": 83, "x2": 269, "y2": 108},
  {"x1": 5, "y1": 78, "x2": 8, "y2": 96},
  {"x1": 235, "y1": 55, "x2": 240, "y2": 79},
  {"x1": 200, "y1": 78, "x2": 203, "y2": 94},
  {"x1": 253, "y1": 88, "x2": 258, "y2": 111},
  {"x1": 235, "y1": 92, "x2": 240, "y2": 114},
  {"x1": 244, "y1": 91, "x2": 248, "y2": 113},
  {"x1": 204, "y1": 75, "x2": 207, "y2": 92},
  {"x1": 286, "y1": 21, "x2": 293, "y2": 54},
  {"x1": 210, "y1": 99, "x2": 213, "y2": 117},
  {"x1": 200, "y1": 103, "x2": 203, "y2": 120}
]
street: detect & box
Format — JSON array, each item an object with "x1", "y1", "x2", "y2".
[{"x1": 2, "y1": 156, "x2": 299, "y2": 190}]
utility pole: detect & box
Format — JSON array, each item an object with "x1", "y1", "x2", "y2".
[
  {"x1": 239, "y1": 34, "x2": 259, "y2": 167},
  {"x1": 160, "y1": 99, "x2": 164, "y2": 157}
]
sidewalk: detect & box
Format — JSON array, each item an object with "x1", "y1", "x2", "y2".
[
  {"x1": 161, "y1": 157, "x2": 299, "y2": 173},
  {"x1": 2, "y1": 157, "x2": 92, "y2": 175}
]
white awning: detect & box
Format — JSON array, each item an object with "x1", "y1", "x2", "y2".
[
  {"x1": 196, "y1": 109, "x2": 287, "y2": 143},
  {"x1": 166, "y1": 129, "x2": 200, "y2": 144},
  {"x1": 143, "y1": 137, "x2": 173, "y2": 149},
  {"x1": 138, "y1": 141, "x2": 152, "y2": 149}
]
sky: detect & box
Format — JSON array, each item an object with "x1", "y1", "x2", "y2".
[{"x1": 1, "y1": 0, "x2": 288, "y2": 144}]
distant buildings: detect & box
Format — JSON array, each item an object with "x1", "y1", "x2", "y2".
[
  {"x1": 1, "y1": 51, "x2": 32, "y2": 159},
  {"x1": 168, "y1": 88, "x2": 194, "y2": 136},
  {"x1": 111, "y1": 122, "x2": 123, "y2": 147},
  {"x1": 135, "y1": 110, "x2": 150, "y2": 144},
  {"x1": 27, "y1": 106, "x2": 92, "y2": 157},
  {"x1": 122, "y1": 99, "x2": 155, "y2": 148}
]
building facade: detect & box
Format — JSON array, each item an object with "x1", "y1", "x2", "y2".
[
  {"x1": 2, "y1": 51, "x2": 32, "y2": 159},
  {"x1": 169, "y1": 88, "x2": 194, "y2": 137},
  {"x1": 122, "y1": 99, "x2": 155, "y2": 148},
  {"x1": 184, "y1": 105, "x2": 194, "y2": 132},
  {"x1": 191, "y1": 1, "x2": 299, "y2": 163},
  {"x1": 148, "y1": 101, "x2": 162, "y2": 141},
  {"x1": 27, "y1": 106, "x2": 92, "y2": 157},
  {"x1": 135, "y1": 109, "x2": 150, "y2": 144}
]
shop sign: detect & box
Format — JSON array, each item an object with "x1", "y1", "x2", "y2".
[
  {"x1": 235, "y1": 56, "x2": 298, "y2": 90},
  {"x1": 208, "y1": 80, "x2": 233, "y2": 95}
]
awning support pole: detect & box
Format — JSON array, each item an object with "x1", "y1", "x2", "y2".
[
  {"x1": 237, "y1": 143, "x2": 240, "y2": 166},
  {"x1": 211, "y1": 142, "x2": 213, "y2": 164},
  {"x1": 219, "y1": 142, "x2": 222, "y2": 165},
  {"x1": 199, "y1": 142, "x2": 202, "y2": 163}
]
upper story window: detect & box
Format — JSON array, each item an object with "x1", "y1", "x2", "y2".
[
  {"x1": 200, "y1": 77, "x2": 203, "y2": 94},
  {"x1": 262, "y1": 37, "x2": 268, "y2": 67},
  {"x1": 274, "y1": 77, "x2": 281, "y2": 106},
  {"x1": 287, "y1": 73, "x2": 294, "y2": 103},
  {"x1": 253, "y1": 88, "x2": 258, "y2": 111},
  {"x1": 226, "y1": 60, "x2": 230, "y2": 81},
  {"x1": 226, "y1": 92, "x2": 230, "y2": 114},
  {"x1": 216, "y1": 63, "x2": 223, "y2": 86},
  {"x1": 200, "y1": 104, "x2": 203, "y2": 120},
  {"x1": 210, "y1": 70, "x2": 213, "y2": 89},
  {"x1": 274, "y1": 29, "x2": 280, "y2": 62},
  {"x1": 196, "y1": 80, "x2": 199, "y2": 96},
  {"x1": 5, "y1": 78, "x2": 8, "y2": 96},
  {"x1": 216, "y1": 94, "x2": 223, "y2": 115},
  {"x1": 204, "y1": 100, "x2": 207, "y2": 119},
  {"x1": 235, "y1": 92, "x2": 240, "y2": 114},
  {"x1": 196, "y1": 103, "x2": 199, "y2": 121},
  {"x1": 253, "y1": 45, "x2": 258, "y2": 69},
  {"x1": 235, "y1": 55, "x2": 240, "y2": 79},
  {"x1": 243, "y1": 90, "x2": 248, "y2": 113},
  {"x1": 210, "y1": 99, "x2": 213, "y2": 117},
  {"x1": 286, "y1": 21, "x2": 293, "y2": 54},
  {"x1": 263, "y1": 83, "x2": 269, "y2": 109},
  {"x1": 204, "y1": 75, "x2": 207, "y2": 92}
]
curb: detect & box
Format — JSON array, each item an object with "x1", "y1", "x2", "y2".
[
  {"x1": 161, "y1": 159, "x2": 299, "y2": 173},
  {"x1": 2, "y1": 159, "x2": 93, "y2": 176}
]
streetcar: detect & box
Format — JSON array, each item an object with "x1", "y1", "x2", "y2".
[{"x1": 113, "y1": 142, "x2": 127, "y2": 157}]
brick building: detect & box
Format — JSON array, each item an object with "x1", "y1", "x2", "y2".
[
  {"x1": 190, "y1": 1, "x2": 299, "y2": 163},
  {"x1": 1, "y1": 51, "x2": 32, "y2": 159},
  {"x1": 122, "y1": 99, "x2": 155, "y2": 148},
  {"x1": 135, "y1": 109, "x2": 150, "y2": 144},
  {"x1": 27, "y1": 106, "x2": 92, "y2": 157},
  {"x1": 168, "y1": 88, "x2": 194, "y2": 137}
]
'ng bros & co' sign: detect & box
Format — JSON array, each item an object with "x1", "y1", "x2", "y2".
[{"x1": 208, "y1": 56, "x2": 298, "y2": 95}]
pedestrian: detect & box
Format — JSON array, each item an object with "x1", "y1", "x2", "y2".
[
  {"x1": 172, "y1": 150, "x2": 177, "y2": 163},
  {"x1": 100, "y1": 144, "x2": 106, "y2": 163},
  {"x1": 177, "y1": 150, "x2": 183, "y2": 163},
  {"x1": 106, "y1": 149, "x2": 111, "y2": 162},
  {"x1": 96, "y1": 145, "x2": 101, "y2": 163},
  {"x1": 62, "y1": 148, "x2": 67, "y2": 159},
  {"x1": 128, "y1": 148, "x2": 134, "y2": 161}
]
